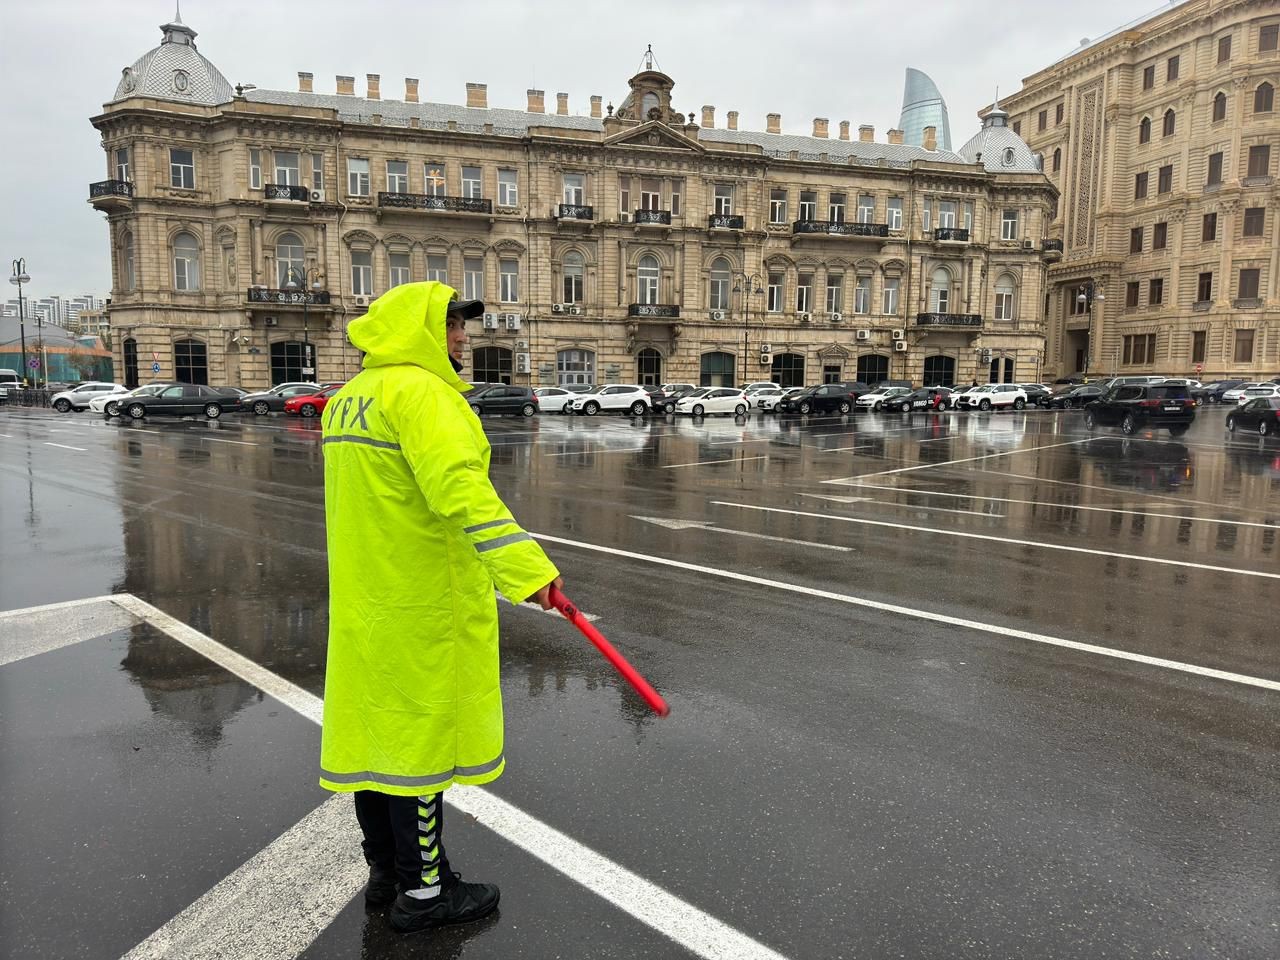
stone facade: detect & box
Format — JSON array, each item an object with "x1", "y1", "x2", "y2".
[
  {"x1": 90, "y1": 23, "x2": 1057, "y2": 391},
  {"x1": 998, "y1": 0, "x2": 1280, "y2": 380}
]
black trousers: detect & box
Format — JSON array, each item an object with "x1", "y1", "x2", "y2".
[{"x1": 354, "y1": 790, "x2": 450, "y2": 895}]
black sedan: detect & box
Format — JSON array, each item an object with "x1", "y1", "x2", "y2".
[
  {"x1": 1047, "y1": 384, "x2": 1106, "y2": 409},
  {"x1": 1198, "y1": 380, "x2": 1245, "y2": 403},
  {"x1": 778, "y1": 383, "x2": 858, "y2": 415},
  {"x1": 124, "y1": 383, "x2": 239, "y2": 420},
  {"x1": 1020, "y1": 383, "x2": 1053, "y2": 407},
  {"x1": 1226, "y1": 396, "x2": 1280, "y2": 436},
  {"x1": 882, "y1": 387, "x2": 953, "y2": 412}
]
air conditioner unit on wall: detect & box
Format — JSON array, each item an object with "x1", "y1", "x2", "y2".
[
  {"x1": 483, "y1": 312, "x2": 499, "y2": 329},
  {"x1": 856, "y1": 329, "x2": 871, "y2": 341},
  {"x1": 309, "y1": 189, "x2": 326, "y2": 203},
  {"x1": 711, "y1": 310, "x2": 726, "y2": 321},
  {"x1": 1022, "y1": 239, "x2": 1033, "y2": 249},
  {"x1": 262, "y1": 316, "x2": 279, "y2": 327},
  {"x1": 505, "y1": 313, "x2": 522, "y2": 330},
  {"x1": 568, "y1": 305, "x2": 582, "y2": 315},
  {"x1": 798, "y1": 312, "x2": 811, "y2": 322},
  {"x1": 353, "y1": 295, "x2": 368, "y2": 307},
  {"x1": 759, "y1": 342, "x2": 772, "y2": 353},
  {"x1": 619, "y1": 212, "x2": 631, "y2": 223},
  {"x1": 515, "y1": 339, "x2": 529, "y2": 350},
  {"x1": 760, "y1": 353, "x2": 773, "y2": 366},
  {"x1": 831, "y1": 312, "x2": 844, "y2": 322},
  {"x1": 891, "y1": 329, "x2": 906, "y2": 341},
  {"x1": 552, "y1": 303, "x2": 566, "y2": 313},
  {"x1": 516, "y1": 353, "x2": 531, "y2": 373},
  {"x1": 894, "y1": 340, "x2": 908, "y2": 352}
]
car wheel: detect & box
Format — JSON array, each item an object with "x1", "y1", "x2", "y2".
[
  {"x1": 584, "y1": 401, "x2": 600, "y2": 416},
  {"x1": 979, "y1": 399, "x2": 991, "y2": 411},
  {"x1": 300, "y1": 403, "x2": 318, "y2": 418},
  {"x1": 1169, "y1": 425, "x2": 1189, "y2": 437},
  {"x1": 1226, "y1": 416, "x2": 1236, "y2": 432},
  {"x1": 1084, "y1": 411, "x2": 1096, "y2": 430},
  {"x1": 53, "y1": 398, "x2": 71, "y2": 413},
  {"x1": 470, "y1": 403, "x2": 482, "y2": 415},
  {"x1": 252, "y1": 400, "x2": 269, "y2": 416},
  {"x1": 521, "y1": 402, "x2": 536, "y2": 417},
  {"x1": 1013, "y1": 398, "x2": 1025, "y2": 410},
  {"x1": 629, "y1": 400, "x2": 646, "y2": 416},
  {"x1": 663, "y1": 402, "x2": 676, "y2": 415},
  {"x1": 1261, "y1": 420, "x2": 1272, "y2": 437},
  {"x1": 799, "y1": 401, "x2": 812, "y2": 414},
  {"x1": 838, "y1": 400, "x2": 851, "y2": 414},
  {"x1": 1121, "y1": 414, "x2": 1138, "y2": 435},
  {"x1": 734, "y1": 403, "x2": 747, "y2": 416},
  {"x1": 692, "y1": 403, "x2": 705, "y2": 417},
  {"x1": 873, "y1": 402, "x2": 882, "y2": 412},
  {"x1": 127, "y1": 403, "x2": 146, "y2": 420},
  {"x1": 562, "y1": 402, "x2": 573, "y2": 414},
  {"x1": 204, "y1": 403, "x2": 222, "y2": 419},
  {"x1": 105, "y1": 401, "x2": 119, "y2": 417}
]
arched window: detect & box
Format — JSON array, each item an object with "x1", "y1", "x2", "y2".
[
  {"x1": 1162, "y1": 109, "x2": 1176, "y2": 137},
  {"x1": 1052, "y1": 148, "x2": 1062, "y2": 173},
  {"x1": 1138, "y1": 116, "x2": 1151, "y2": 144},
  {"x1": 699, "y1": 351, "x2": 736, "y2": 387},
  {"x1": 1256, "y1": 82, "x2": 1275, "y2": 114},
  {"x1": 472, "y1": 346, "x2": 513, "y2": 384},
  {"x1": 275, "y1": 232, "x2": 305, "y2": 288},
  {"x1": 270, "y1": 340, "x2": 316, "y2": 385},
  {"x1": 922, "y1": 355, "x2": 956, "y2": 387},
  {"x1": 122, "y1": 337, "x2": 139, "y2": 388},
  {"x1": 770, "y1": 353, "x2": 805, "y2": 388},
  {"x1": 636, "y1": 348, "x2": 662, "y2": 386},
  {"x1": 557, "y1": 348, "x2": 594, "y2": 386},
  {"x1": 709, "y1": 257, "x2": 731, "y2": 311},
  {"x1": 856, "y1": 354, "x2": 889, "y2": 384},
  {"x1": 637, "y1": 254, "x2": 660, "y2": 305},
  {"x1": 121, "y1": 230, "x2": 136, "y2": 291},
  {"x1": 931, "y1": 267, "x2": 951, "y2": 313},
  {"x1": 562, "y1": 251, "x2": 584, "y2": 304},
  {"x1": 1212, "y1": 92, "x2": 1228, "y2": 122},
  {"x1": 994, "y1": 274, "x2": 1016, "y2": 321},
  {"x1": 641, "y1": 92, "x2": 660, "y2": 119},
  {"x1": 174, "y1": 338, "x2": 208, "y2": 384},
  {"x1": 172, "y1": 231, "x2": 200, "y2": 291}
]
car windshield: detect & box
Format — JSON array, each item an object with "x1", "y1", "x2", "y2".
[
  {"x1": 1149, "y1": 385, "x2": 1189, "y2": 399},
  {"x1": 683, "y1": 388, "x2": 711, "y2": 399}
]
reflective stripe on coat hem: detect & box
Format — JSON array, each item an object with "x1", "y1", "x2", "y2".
[{"x1": 320, "y1": 754, "x2": 504, "y2": 789}]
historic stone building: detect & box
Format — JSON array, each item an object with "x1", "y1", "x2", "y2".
[
  {"x1": 997, "y1": 0, "x2": 1279, "y2": 380},
  {"x1": 90, "y1": 16, "x2": 1056, "y2": 391}
]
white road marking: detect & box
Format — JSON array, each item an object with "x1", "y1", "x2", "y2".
[
  {"x1": 543, "y1": 446, "x2": 646, "y2": 458},
  {"x1": 987, "y1": 469, "x2": 1275, "y2": 517},
  {"x1": 800, "y1": 494, "x2": 1004, "y2": 518},
  {"x1": 662, "y1": 455, "x2": 769, "y2": 469},
  {"x1": 708, "y1": 438, "x2": 772, "y2": 446},
  {"x1": 839, "y1": 482, "x2": 1278, "y2": 529},
  {"x1": 532, "y1": 533, "x2": 1280, "y2": 694},
  {"x1": 710, "y1": 502, "x2": 1280, "y2": 581},
  {"x1": 0, "y1": 599, "x2": 138, "y2": 667},
  {"x1": 44, "y1": 442, "x2": 87, "y2": 452},
  {"x1": 199, "y1": 436, "x2": 257, "y2": 446},
  {"x1": 825, "y1": 438, "x2": 1091, "y2": 481},
  {"x1": 632, "y1": 515, "x2": 854, "y2": 552}
]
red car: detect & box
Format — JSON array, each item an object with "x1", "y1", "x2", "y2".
[{"x1": 284, "y1": 383, "x2": 344, "y2": 418}]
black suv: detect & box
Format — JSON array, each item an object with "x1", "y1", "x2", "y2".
[
  {"x1": 1084, "y1": 383, "x2": 1195, "y2": 435},
  {"x1": 467, "y1": 385, "x2": 539, "y2": 417},
  {"x1": 778, "y1": 382, "x2": 864, "y2": 415}
]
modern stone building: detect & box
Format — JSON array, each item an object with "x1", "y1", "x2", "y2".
[
  {"x1": 997, "y1": 0, "x2": 1279, "y2": 380},
  {"x1": 89, "y1": 15, "x2": 1057, "y2": 391}
]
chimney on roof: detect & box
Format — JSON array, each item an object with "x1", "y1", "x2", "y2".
[
  {"x1": 590, "y1": 95, "x2": 602, "y2": 118},
  {"x1": 366, "y1": 74, "x2": 380, "y2": 100},
  {"x1": 813, "y1": 117, "x2": 829, "y2": 138},
  {"x1": 405, "y1": 78, "x2": 419, "y2": 103},
  {"x1": 887, "y1": 128, "x2": 904, "y2": 145},
  {"x1": 466, "y1": 82, "x2": 487, "y2": 109},
  {"x1": 298, "y1": 72, "x2": 313, "y2": 93},
  {"x1": 923, "y1": 125, "x2": 937, "y2": 151},
  {"x1": 727, "y1": 110, "x2": 739, "y2": 130},
  {"x1": 556, "y1": 92, "x2": 569, "y2": 115},
  {"x1": 336, "y1": 75, "x2": 355, "y2": 97},
  {"x1": 859, "y1": 124, "x2": 874, "y2": 142},
  {"x1": 526, "y1": 88, "x2": 544, "y2": 113},
  {"x1": 766, "y1": 112, "x2": 781, "y2": 134},
  {"x1": 701, "y1": 105, "x2": 715, "y2": 128},
  {"x1": 839, "y1": 121, "x2": 850, "y2": 141}
]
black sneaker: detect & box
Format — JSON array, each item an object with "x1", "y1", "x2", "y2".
[
  {"x1": 364, "y1": 864, "x2": 398, "y2": 908},
  {"x1": 389, "y1": 874, "x2": 500, "y2": 933}
]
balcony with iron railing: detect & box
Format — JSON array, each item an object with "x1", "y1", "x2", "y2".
[
  {"x1": 264, "y1": 183, "x2": 311, "y2": 203},
  {"x1": 916, "y1": 312, "x2": 983, "y2": 328},
  {"x1": 247, "y1": 288, "x2": 333, "y2": 306},
  {"x1": 628, "y1": 303, "x2": 680, "y2": 318},
  {"x1": 792, "y1": 220, "x2": 889, "y2": 239},
  {"x1": 708, "y1": 213, "x2": 745, "y2": 230},
  {"x1": 933, "y1": 227, "x2": 970, "y2": 243},
  {"x1": 378, "y1": 192, "x2": 493, "y2": 215},
  {"x1": 88, "y1": 179, "x2": 133, "y2": 210},
  {"x1": 557, "y1": 204, "x2": 594, "y2": 221},
  {"x1": 633, "y1": 209, "x2": 672, "y2": 226}
]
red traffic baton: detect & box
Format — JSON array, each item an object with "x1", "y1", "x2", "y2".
[{"x1": 548, "y1": 586, "x2": 670, "y2": 717}]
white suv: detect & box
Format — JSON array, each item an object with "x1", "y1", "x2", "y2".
[
  {"x1": 568, "y1": 384, "x2": 651, "y2": 416},
  {"x1": 50, "y1": 382, "x2": 127, "y2": 412},
  {"x1": 955, "y1": 383, "x2": 1028, "y2": 411}
]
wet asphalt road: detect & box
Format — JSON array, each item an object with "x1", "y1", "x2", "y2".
[{"x1": 1, "y1": 400, "x2": 1278, "y2": 960}]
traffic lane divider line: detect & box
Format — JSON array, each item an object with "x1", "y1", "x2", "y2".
[
  {"x1": 44, "y1": 442, "x2": 88, "y2": 452},
  {"x1": 531, "y1": 533, "x2": 1280, "y2": 694},
  {"x1": 662, "y1": 455, "x2": 769, "y2": 469},
  {"x1": 983, "y1": 468, "x2": 1277, "y2": 518},
  {"x1": 824, "y1": 438, "x2": 1092, "y2": 481},
  {"x1": 799, "y1": 494, "x2": 1003, "y2": 519}
]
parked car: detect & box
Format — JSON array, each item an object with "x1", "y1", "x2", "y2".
[
  {"x1": 284, "y1": 383, "x2": 345, "y2": 418},
  {"x1": 870, "y1": 380, "x2": 913, "y2": 391},
  {"x1": 749, "y1": 386, "x2": 787, "y2": 409},
  {"x1": 855, "y1": 386, "x2": 912, "y2": 411},
  {"x1": 240, "y1": 382, "x2": 322, "y2": 415},
  {"x1": 1196, "y1": 380, "x2": 1244, "y2": 403},
  {"x1": 1084, "y1": 382, "x2": 1195, "y2": 435},
  {"x1": 125, "y1": 383, "x2": 238, "y2": 420},
  {"x1": 660, "y1": 382, "x2": 697, "y2": 397},
  {"x1": 644, "y1": 385, "x2": 682, "y2": 415},
  {"x1": 90, "y1": 382, "x2": 176, "y2": 416},
  {"x1": 883, "y1": 386, "x2": 953, "y2": 412},
  {"x1": 954, "y1": 383, "x2": 1028, "y2": 411},
  {"x1": 1225, "y1": 396, "x2": 1280, "y2": 436},
  {"x1": 674, "y1": 387, "x2": 749, "y2": 417},
  {"x1": 467, "y1": 384, "x2": 539, "y2": 417},
  {"x1": 1236, "y1": 383, "x2": 1280, "y2": 405},
  {"x1": 0, "y1": 368, "x2": 24, "y2": 390},
  {"x1": 1019, "y1": 383, "x2": 1053, "y2": 408},
  {"x1": 1222, "y1": 382, "x2": 1267, "y2": 404},
  {"x1": 743, "y1": 381, "x2": 777, "y2": 393},
  {"x1": 758, "y1": 387, "x2": 805, "y2": 412},
  {"x1": 50, "y1": 382, "x2": 128, "y2": 412},
  {"x1": 568, "y1": 384, "x2": 651, "y2": 416},
  {"x1": 534, "y1": 386, "x2": 577, "y2": 413},
  {"x1": 782, "y1": 383, "x2": 861, "y2": 414},
  {"x1": 1047, "y1": 384, "x2": 1107, "y2": 409}
]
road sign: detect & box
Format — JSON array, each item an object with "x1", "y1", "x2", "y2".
[
  {"x1": 27, "y1": 358, "x2": 39, "y2": 369},
  {"x1": 1194, "y1": 362, "x2": 1204, "y2": 373},
  {"x1": 151, "y1": 362, "x2": 161, "y2": 374}
]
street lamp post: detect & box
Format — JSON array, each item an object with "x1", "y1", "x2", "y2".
[
  {"x1": 9, "y1": 259, "x2": 30, "y2": 387},
  {"x1": 732, "y1": 272, "x2": 763, "y2": 387},
  {"x1": 284, "y1": 266, "x2": 324, "y2": 381},
  {"x1": 1075, "y1": 281, "x2": 1105, "y2": 381}
]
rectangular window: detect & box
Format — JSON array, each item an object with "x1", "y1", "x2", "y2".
[
  {"x1": 854, "y1": 276, "x2": 871, "y2": 315},
  {"x1": 1038, "y1": 109, "x2": 1047, "y2": 131},
  {"x1": 1197, "y1": 272, "x2": 1213, "y2": 302},
  {"x1": 1126, "y1": 281, "x2": 1141, "y2": 307},
  {"x1": 1262, "y1": 24, "x2": 1279, "y2": 52},
  {"x1": 115, "y1": 147, "x2": 130, "y2": 183},
  {"x1": 767, "y1": 273, "x2": 783, "y2": 313},
  {"x1": 249, "y1": 148, "x2": 262, "y2": 189},
  {"x1": 618, "y1": 175, "x2": 630, "y2": 214},
  {"x1": 311, "y1": 153, "x2": 324, "y2": 191},
  {"x1": 1123, "y1": 333, "x2": 1158, "y2": 365},
  {"x1": 389, "y1": 252, "x2": 411, "y2": 287},
  {"x1": 1158, "y1": 164, "x2": 1172, "y2": 194},
  {"x1": 1130, "y1": 227, "x2": 1144, "y2": 253},
  {"x1": 922, "y1": 204, "x2": 931, "y2": 233},
  {"x1": 799, "y1": 191, "x2": 817, "y2": 221},
  {"x1": 640, "y1": 177, "x2": 661, "y2": 211},
  {"x1": 1149, "y1": 277, "x2": 1164, "y2": 305},
  {"x1": 1243, "y1": 206, "x2": 1265, "y2": 236},
  {"x1": 351, "y1": 250, "x2": 372, "y2": 296},
  {"x1": 347, "y1": 157, "x2": 370, "y2": 196},
  {"x1": 1247, "y1": 144, "x2": 1271, "y2": 178},
  {"x1": 461, "y1": 166, "x2": 482, "y2": 199},
  {"x1": 825, "y1": 275, "x2": 843, "y2": 313},
  {"x1": 1142, "y1": 65, "x2": 1155, "y2": 90},
  {"x1": 1234, "y1": 328, "x2": 1254, "y2": 363},
  {"x1": 1207, "y1": 152, "x2": 1223, "y2": 185},
  {"x1": 1134, "y1": 171, "x2": 1148, "y2": 199},
  {"x1": 169, "y1": 148, "x2": 194, "y2": 189},
  {"x1": 670, "y1": 179, "x2": 682, "y2": 216},
  {"x1": 1069, "y1": 286, "x2": 1088, "y2": 315},
  {"x1": 499, "y1": 260, "x2": 519, "y2": 303},
  {"x1": 1153, "y1": 221, "x2": 1167, "y2": 250},
  {"x1": 562, "y1": 173, "x2": 585, "y2": 205},
  {"x1": 497, "y1": 169, "x2": 518, "y2": 207},
  {"x1": 882, "y1": 277, "x2": 900, "y2": 315},
  {"x1": 424, "y1": 162, "x2": 446, "y2": 196},
  {"x1": 857, "y1": 194, "x2": 875, "y2": 223},
  {"x1": 995, "y1": 290, "x2": 1014, "y2": 321},
  {"x1": 385, "y1": 159, "x2": 408, "y2": 194},
  {"x1": 1238, "y1": 267, "x2": 1260, "y2": 299},
  {"x1": 1167, "y1": 55, "x2": 1180, "y2": 82},
  {"x1": 1192, "y1": 330, "x2": 1207, "y2": 362},
  {"x1": 463, "y1": 257, "x2": 483, "y2": 301},
  {"x1": 887, "y1": 197, "x2": 903, "y2": 230},
  {"x1": 939, "y1": 200, "x2": 957, "y2": 228},
  {"x1": 1056, "y1": 103, "x2": 1064, "y2": 124},
  {"x1": 275, "y1": 151, "x2": 301, "y2": 186},
  {"x1": 829, "y1": 193, "x2": 846, "y2": 223},
  {"x1": 1218, "y1": 35, "x2": 1232, "y2": 63},
  {"x1": 562, "y1": 259, "x2": 583, "y2": 303},
  {"x1": 769, "y1": 188, "x2": 787, "y2": 223},
  {"x1": 796, "y1": 274, "x2": 812, "y2": 313},
  {"x1": 713, "y1": 183, "x2": 734, "y2": 215},
  {"x1": 1001, "y1": 209, "x2": 1019, "y2": 240},
  {"x1": 426, "y1": 254, "x2": 447, "y2": 284},
  {"x1": 1203, "y1": 212, "x2": 1218, "y2": 241}
]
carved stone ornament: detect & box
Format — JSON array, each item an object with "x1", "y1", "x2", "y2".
[{"x1": 120, "y1": 67, "x2": 136, "y2": 93}]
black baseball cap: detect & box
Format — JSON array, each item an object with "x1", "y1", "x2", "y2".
[{"x1": 447, "y1": 298, "x2": 485, "y2": 320}]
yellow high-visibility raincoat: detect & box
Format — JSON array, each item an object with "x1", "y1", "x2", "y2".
[{"x1": 319, "y1": 281, "x2": 559, "y2": 796}]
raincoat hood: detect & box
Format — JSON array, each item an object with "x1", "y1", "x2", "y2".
[{"x1": 347, "y1": 281, "x2": 469, "y2": 393}]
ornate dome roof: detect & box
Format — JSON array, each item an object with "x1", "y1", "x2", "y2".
[
  {"x1": 112, "y1": 14, "x2": 232, "y2": 106},
  {"x1": 958, "y1": 97, "x2": 1043, "y2": 174}
]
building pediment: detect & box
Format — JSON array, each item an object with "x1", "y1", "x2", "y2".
[
  {"x1": 818, "y1": 343, "x2": 851, "y2": 359},
  {"x1": 604, "y1": 121, "x2": 704, "y2": 153}
]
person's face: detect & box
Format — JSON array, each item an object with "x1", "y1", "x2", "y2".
[{"x1": 445, "y1": 313, "x2": 468, "y2": 363}]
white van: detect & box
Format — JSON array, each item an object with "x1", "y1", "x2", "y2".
[{"x1": 0, "y1": 368, "x2": 23, "y2": 390}]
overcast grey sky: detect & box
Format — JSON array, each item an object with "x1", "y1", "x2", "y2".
[{"x1": 2, "y1": 0, "x2": 1173, "y2": 301}]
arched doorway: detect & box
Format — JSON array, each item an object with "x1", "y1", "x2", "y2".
[
  {"x1": 700, "y1": 351, "x2": 736, "y2": 387},
  {"x1": 922, "y1": 355, "x2": 956, "y2": 387},
  {"x1": 473, "y1": 346, "x2": 513, "y2": 384},
  {"x1": 770, "y1": 352, "x2": 805, "y2": 387},
  {"x1": 123, "y1": 337, "x2": 139, "y2": 388},
  {"x1": 270, "y1": 340, "x2": 316, "y2": 385},
  {"x1": 636, "y1": 348, "x2": 663, "y2": 386},
  {"x1": 174, "y1": 338, "x2": 208, "y2": 384},
  {"x1": 856, "y1": 354, "x2": 889, "y2": 384}
]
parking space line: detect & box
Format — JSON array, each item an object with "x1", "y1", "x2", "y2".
[
  {"x1": 662, "y1": 455, "x2": 768, "y2": 469},
  {"x1": 44, "y1": 441, "x2": 87, "y2": 452},
  {"x1": 800, "y1": 494, "x2": 1003, "y2": 518},
  {"x1": 825, "y1": 438, "x2": 1091, "y2": 481},
  {"x1": 532, "y1": 533, "x2": 1280, "y2": 694},
  {"x1": 987, "y1": 469, "x2": 1276, "y2": 517},
  {"x1": 710, "y1": 502, "x2": 1280, "y2": 580},
  {"x1": 199, "y1": 436, "x2": 257, "y2": 445}
]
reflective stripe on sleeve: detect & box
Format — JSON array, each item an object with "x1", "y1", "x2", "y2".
[
  {"x1": 474, "y1": 531, "x2": 533, "y2": 553},
  {"x1": 463, "y1": 518, "x2": 516, "y2": 535},
  {"x1": 322, "y1": 435, "x2": 402, "y2": 451}
]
